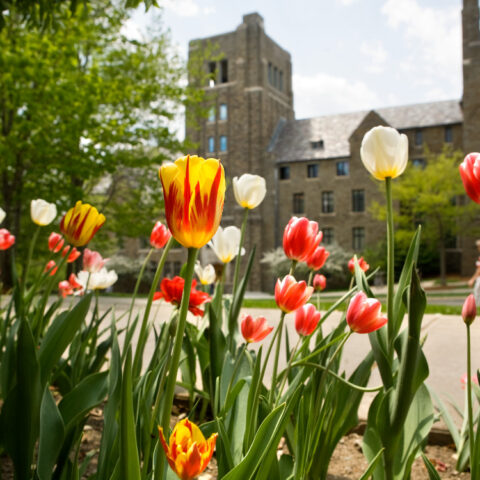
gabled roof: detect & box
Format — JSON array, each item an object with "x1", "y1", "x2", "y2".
[{"x1": 272, "y1": 99, "x2": 462, "y2": 163}]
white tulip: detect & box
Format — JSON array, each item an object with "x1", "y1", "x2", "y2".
[
  {"x1": 360, "y1": 126, "x2": 408, "y2": 180},
  {"x1": 30, "y1": 199, "x2": 57, "y2": 226},
  {"x1": 77, "y1": 267, "x2": 118, "y2": 291},
  {"x1": 233, "y1": 174, "x2": 266, "y2": 209},
  {"x1": 208, "y1": 226, "x2": 245, "y2": 264},
  {"x1": 0, "y1": 207, "x2": 5, "y2": 225},
  {"x1": 195, "y1": 262, "x2": 216, "y2": 285}
]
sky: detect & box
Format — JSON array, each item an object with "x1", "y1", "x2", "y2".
[{"x1": 123, "y1": 0, "x2": 463, "y2": 132}]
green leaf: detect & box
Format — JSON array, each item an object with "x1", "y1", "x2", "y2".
[
  {"x1": 421, "y1": 453, "x2": 442, "y2": 480},
  {"x1": 359, "y1": 448, "x2": 385, "y2": 480},
  {"x1": 120, "y1": 349, "x2": 141, "y2": 480},
  {"x1": 37, "y1": 387, "x2": 65, "y2": 480},
  {"x1": 39, "y1": 294, "x2": 92, "y2": 383},
  {"x1": 58, "y1": 371, "x2": 108, "y2": 431}
]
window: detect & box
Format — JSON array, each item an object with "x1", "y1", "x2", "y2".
[
  {"x1": 279, "y1": 166, "x2": 290, "y2": 180},
  {"x1": 208, "y1": 106, "x2": 215, "y2": 123},
  {"x1": 352, "y1": 227, "x2": 365, "y2": 251},
  {"x1": 352, "y1": 189, "x2": 365, "y2": 212},
  {"x1": 268, "y1": 62, "x2": 273, "y2": 84},
  {"x1": 307, "y1": 164, "x2": 318, "y2": 178},
  {"x1": 219, "y1": 135, "x2": 227, "y2": 152},
  {"x1": 208, "y1": 61, "x2": 216, "y2": 87},
  {"x1": 415, "y1": 130, "x2": 423, "y2": 146},
  {"x1": 208, "y1": 136, "x2": 215, "y2": 153},
  {"x1": 220, "y1": 59, "x2": 228, "y2": 83},
  {"x1": 412, "y1": 158, "x2": 426, "y2": 168},
  {"x1": 279, "y1": 71, "x2": 283, "y2": 91},
  {"x1": 273, "y1": 67, "x2": 278, "y2": 88},
  {"x1": 445, "y1": 126, "x2": 453, "y2": 143},
  {"x1": 322, "y1": 191, "x2": 334, "y2": 213},
  {"x1": 219, "y1": 103, "x2": 228, "y2": 121},
  {"x1": 336, "y1": 161, "x2": 349, "y2": 176},
  {"x1": 323, "y1": 228, "x2": 334, "y2": 245},
  {"x1": 293, "y1": 193, "x2": 304, "y2": 214},
  {"x1": 311, "y1": 140, "x2": 324, "y2": 150}
]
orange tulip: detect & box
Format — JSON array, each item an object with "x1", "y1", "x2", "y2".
[
  {"x1": 150, "y1": 221, "x2": 171, "y2": 249},
  {"x1": 275, "y1": 275, "x2": 313, "y2": 313},
  {"x1": 60, "y1": 201, "x2": 105, "y2": 247},
  {"x1": 346, "y1": 292, "x2": 387, "y2": 334},
  {"x1": 158, "y1": 418, "x2": 217, "y2": 480},
  {"x1": 306, "y1": 246, "x2": 329, "y2": 271},
  {"x1": 48, "y1": 232, "x2": 64, "y2": 253},
  {"x1": 159, "y1": 155, "x2": 225, "y2": 248},
  {"x1": 283, "y1": 217, "x2": 322, "y2": 263},
  {"x1": 62, "y1": 246, "x2": 81, "y2": 263},
  {"x1": 241, "y1": 314, "x2": 273, "y2": 343},
  {"x1": 44, "y1": 260, "x2": 58, "y2": 276},
  {"x1": 348, "y1": 256, "x2": 370, "y2": 274},
  {"x1": 295, "y1": 303, "x2": 321, "y2": 336},
  {"x1": 0, "y1": 228, "x2": 15, "y2": 250}
]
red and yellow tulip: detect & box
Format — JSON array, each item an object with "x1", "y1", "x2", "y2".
[
  {"x1": 158, "y1": 418, "x2": 217, "y2": 480},
  {"x1": 159, "y1": 155, "x2": 225, "y2": 249},
  {"x1": 60, "y1": 201, "x2": 105, "y2": 247}
]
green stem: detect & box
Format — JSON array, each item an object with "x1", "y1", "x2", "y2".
[
  {"x1": 21, "y1": 225, "x2": 40, "y2": 292},
  {"x1": 132, "y1": 238, "x2": 173, "y2": 375},
  {"x1": 268, "y1": 311, "x2": 286, "y2": 405},
  {"x1": 160, "y1": 247, "x2": 198, "y2": 432},
  {"x1": 385, "y1": 176, "x2": 395, "y2": 353},
  {"x1": 275, "y1": 336, "x2": 301, "y2": 405},
  {"x1": 307, "y1": 270, "x2": 313, "y2": 286},
  {"x1": 123, "y1": 248, "x2": 153, "y2": 353},
  {"x1": 231, "y1": 208, "x2": 249, "y2": 295},
  {"x1": 221, "y1": 343, "x2": 247, "y2": 416},
  {"x1": 467, "y1": 324, "x2": 475, "y2": 472}
]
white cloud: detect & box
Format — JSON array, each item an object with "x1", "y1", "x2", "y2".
[
  {"x1": 161, "y1": 0, "x2": 215, "y2": 17},
  {"x1": 293, "y1": 72, "x2": 380, "y2": 119},
  {"x1": 381, "y1": 0, "x2": 461, "y2": 92},
  {"x1": 336, "y1": 0, "x2": 359, "y2": 5},
  {"x1": 360, "y1": 41, "x2": 387, "y2": 73}
]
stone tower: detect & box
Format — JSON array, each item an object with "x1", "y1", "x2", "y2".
[
  {"x1": 187, "y1": 13, "x2": 294, "y2": 291},
  {"x1": 462, "y1": 0, "x2": 480, "y2": 153}
]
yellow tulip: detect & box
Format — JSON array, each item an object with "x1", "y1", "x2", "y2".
[
  {"x1": 158, "y1": 419, "x2": 217, "y2": 480},
  {"x1": 159, "y1": 155, "x2": 225, "y2": 248},
  {"x1": 60, "y1": 201, "x2": 105, "y2": 247}
]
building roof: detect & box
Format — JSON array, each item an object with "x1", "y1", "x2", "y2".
[{"x1": 271, "y1": 99, "x2": 463, "y2": 163}]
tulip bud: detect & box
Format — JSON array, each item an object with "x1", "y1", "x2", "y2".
[
  {"x1": 150, "y1": 221, "x2": 171, "y2": 249},
  {"x1": 0, "y1": 228, "x2": 15, "y2": 250},
  {"x1": 48, "y1": 232, "x2": 64, "y2": 253},
  {"x1": 208, "y1": 226, "x2": 245, "y2": 264},
  {"x1": 306, "y1": 246, "x2": 329, "y2": 271},
  {"x1": 31, "y1": 199, "x2": 57, "y2": 226},
  {"x1": 241, "y1": 314, "x2": 273, "y2": 343},
  {"x1": 62, "y1": 246, "x2": 81, "y2": 263},
  {"x1": 346, "y1": 291, "x2": 387, "y2": 334},
  {"x1": 348, "y1": 256, "x2": 369, "y2": 274},
  {"x1": 275, "y1": 275, "x2": 314, "y2": 313},
  {"x1": 233, "y1": 173, "x2": 267, "y2": 209},
  {"x1": 459, "y1": 153, "x2": 480, "y2": 204},
  {"x1": 195, "y1": 262, "x2": 216, "y2": 285},
  {"x1": 462, "y1": 294, "x2": 476, "y2": 326},
  {"x1": 283, "y1": 217, "x2": 322, "y2": 263},
  {"x1": 83, "y1": 248, "x2": 108, "y2": 273},
  {"x1": 313, "y1": 274, "x2": 326, "y2": 292},
  {"x1": 0, "y1": 207, "x2": 5, "y2": 225},
  {"x1": 295, "y1": 304, "x2": 321, "y2": 336},
  {"x1": 44, "y1": 260, "x2": 58, "y2": 276},
  {"x1": 360, "y1": 126, "x2": 408, "y2": 180}
]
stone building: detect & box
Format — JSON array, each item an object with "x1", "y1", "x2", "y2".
[{"x1": 186, "y1": 1, "x2": 480, "y2": 291}]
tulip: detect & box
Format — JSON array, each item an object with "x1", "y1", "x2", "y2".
[
  {"x1": 48, "y1": 232, "x2": 64, "y2": 253},
  {"x1": 360, "y1": 125, "x2": 408, "y2": 180},
  {"x1": 44, "y1": 260, "x2": 58, "y2": 276},
  {"x1": 348, "y1": 256, "x2": 370, "y2": 274},
  {"x1": 233, "y1": 173, "x2": 267, "y2": 209},
  {"x1": 153, "y1": 276, "x2": 211, "y2": 316},
  {"x1": 62, "y1": 246, "x2": 81, "y2": 263},
  {"x1": 346, "y1": 291, "x2": 387, "y2": 334},
  {"x1": 194, "y1": 262, "x2": 216, "y2": 285},
  {"x1": 0, "y1": 229, "x2": 15, "y2": 250},
  {"x1": 0, "y1": 207, "x2": 5, "y2": 225},
  {"x1": 83, "y1": 248, "x2": 108, "y2": 273},
  {"x1": 159, "y1": 155, "x2": 225, "y2": 248},
  {"x1": 60, "y1": 201, "x2": 105, "y2": 247},
  {"x1": 306, "y1": 246, "x2": 329, "y2": 271},
  {"x1": 275, "y1": 275, "x2": 314, "y2": 313},
  {"x1": 461, "y1": 372, "x2": 479, "y2": 389},
  {"x1": 462, "y1": 294, "x2": 477, "y2": 326},
  {"x1": 313, "y1": 274, "x2": 326, "y2": 291},
  {"x1": 459, "y1": 152, "x2": 480, "y2": 203},
  {"x1": 295, "y1": 303, "x2": 321, "y2": 336},
  {"x1": 77, "y1": 268, "x2": 117, "y2": 291},
  {"x1": 58, "y1": 273, "x2": 83, "y2": 298},
  {"x1": 241, "y1": 314, "x2": 273, "y2": 343},
  {"x1": 150, "y1": 221, "x2": 171, "y2": 249},
  {"x1": 283, "y1": 217, "x2": 322, "y2": 263},
  {"x1": 31, "y1": 199, "x2": 57, "y2": 226},
  {"x1": 158, "y1": 418, "x2": 217, "y2": 480},
  {"x1": 208, "y1": 226, "x2": 245, "y2": 264}
]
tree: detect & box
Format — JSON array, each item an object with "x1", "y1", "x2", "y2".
[
  {"x1": 372, "y1": 149, "x2": 477, "y2": 285},
  {"x1": 0, "y1": 2, "x2": 207, "y2": 286}
]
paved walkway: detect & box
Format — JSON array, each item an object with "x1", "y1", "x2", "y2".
[{"x1": 89, "y1": 295, "x2": 478, "y2": 429}]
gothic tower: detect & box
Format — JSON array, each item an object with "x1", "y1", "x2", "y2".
[
  {"x1": 462, "y1": 0, "x2": 480, "y2": 153},
  {"x1": 187, "y1": 13, "x2": 294, "y2": 290}
]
